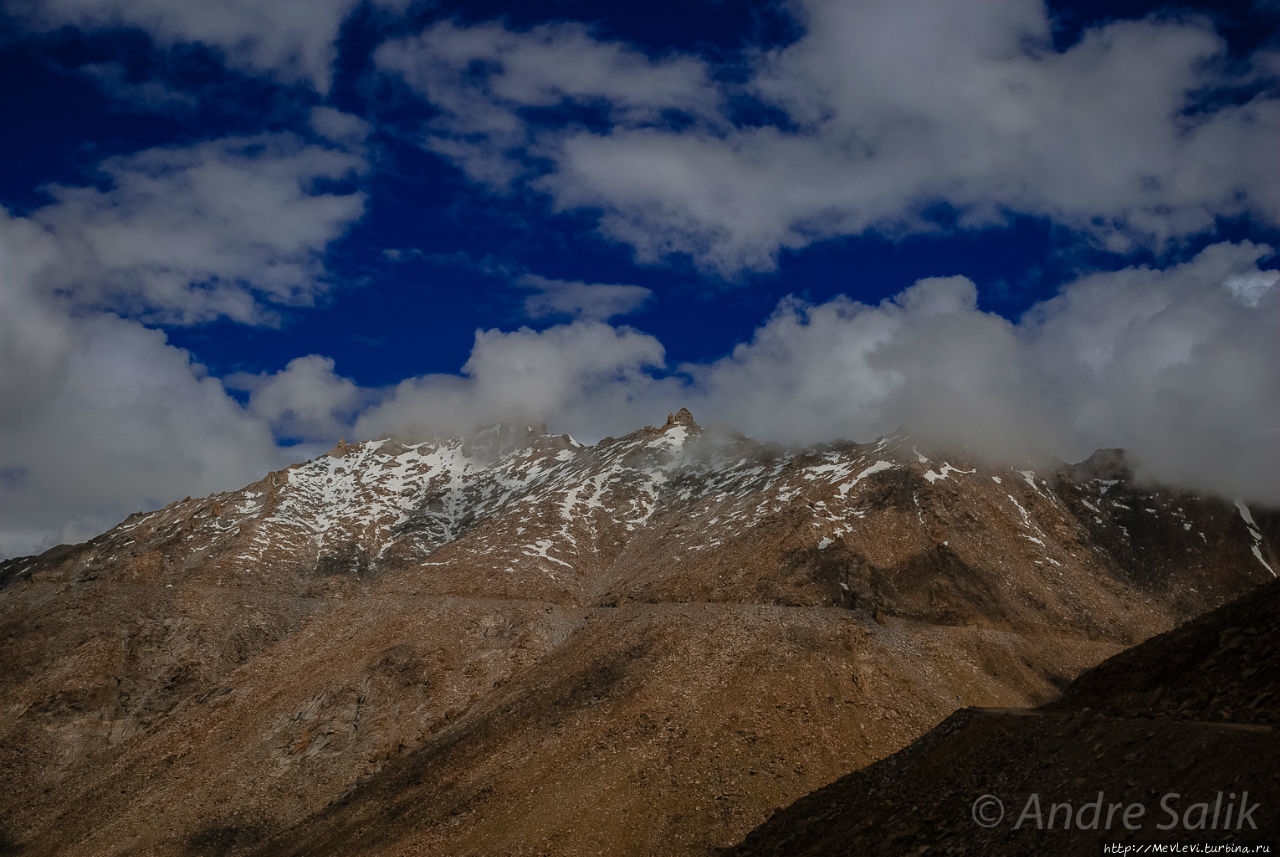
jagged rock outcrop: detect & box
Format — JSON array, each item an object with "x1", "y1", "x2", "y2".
[{"x1": 0, "y1": 414, "x2": 1274, "y2": 856}]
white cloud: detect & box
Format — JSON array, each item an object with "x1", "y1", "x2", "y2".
[
  {"x1": 13, "y1": 0, "x2": 409, "y2": 90},
  {"x1": 0, "y1": 302, "x2": 285, "y2": 557},
  {"x1": 353, "y1": 321, "x2": 671, "y2": 442},
  {"x1": 1225, "y1": 269, "x2": 1280, "y2": 307},
  {"x1": 681, "y1": 243, "x2": 1278, "y2": 504},
  {"x1": 1024, "y1": 242, "x2": 1280, "y2": 500},
  {"x1": 0, "y1": 133, "x2": 369, "y2": 557},
  {"x1": 227, "y1": 354, "x2": 366, "y2": 443},
  {"x1": 33, "y1": 134, "x2": 365, "y2": 325},
  {"x1": 310, "y1": 106, "x2": 373, "y2": 148},
  {"x1": 384, "y1": 2, "x2": 1280, "y2": 274},
  {"x1": 518, "y1": 273, "x2": 652, "y2": 320},
  {"x1": 673, "y1": 278, "x2": 1069, "y2": 458},
  {"x1": 376, "y1": 19, "x2": 721, "y2": 187},
  {"x1": 0, "y1": 213, "x2": 78, "y2": 429}
]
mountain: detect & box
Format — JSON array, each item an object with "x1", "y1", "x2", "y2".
[
  {"x1": 724, "y1": 577, "x2": 1280, "y2": 856},
  {"x1": 0, "y1": 411, "x2": 1274, "y2": 857}
]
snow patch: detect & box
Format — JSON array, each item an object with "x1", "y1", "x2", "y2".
[
  {"x1": 836, "y1": 460, "x2": 896, "y2": 497},
  {"x1": 1235, "y1": 498, "x2": 1275, "y2": 576},
  {"x1": 923, "y1": 462, "x2": 974, "y2": 484}
]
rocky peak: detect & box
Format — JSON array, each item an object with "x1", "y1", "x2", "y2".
[{"x1": 664, "y1": 407, "x2": 699, "y2": 430}]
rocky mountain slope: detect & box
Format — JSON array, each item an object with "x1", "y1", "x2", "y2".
[
  {"x1": 0, "y1": 410, "x2": 1274, "y2": 856},
  {"x1": 725, "y1": 578, "x2": 1280, "y2": 856}
]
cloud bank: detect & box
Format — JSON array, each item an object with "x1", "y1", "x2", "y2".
[
  {"x1": 0, "y1": 133, "x2": 368, "y2": 556},
  {"x1": 249, "y1": 241, "x2": 1277, "y2": 509}
]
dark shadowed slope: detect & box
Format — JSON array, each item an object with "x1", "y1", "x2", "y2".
[{"x1": 726, "y1": 579, "x2": 1280, "y2": 857}]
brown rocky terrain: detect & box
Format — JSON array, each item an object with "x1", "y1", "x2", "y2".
[
  {"x1": 0, "y1": 410, "x2": 1274, "y2": 856},
  {"x1": 725, "y1": 578, "x2": 1280, "y2": 856}
]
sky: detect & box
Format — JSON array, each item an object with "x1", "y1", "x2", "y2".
[{"x1": 1, "y1": 0, "x2": 1278, "y2": 557}]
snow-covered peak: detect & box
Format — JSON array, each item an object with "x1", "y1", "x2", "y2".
[{"x1": 9, "y1": 414, "x2": 1273, "y2": 613}]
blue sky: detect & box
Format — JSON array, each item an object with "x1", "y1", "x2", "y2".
[{"x1": 1, "y1": 0, "x2": 1278, "y2": 556}]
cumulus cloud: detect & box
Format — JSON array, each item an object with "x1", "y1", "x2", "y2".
[
  {"x1": 666, "y1": 243, "x2": 1279, "y2": 505},
  {"x1": 0, "y1": 311, "x2": 283, "y2": 556},
  {"x1": 353, "y1": 321, "x2": 671, "y2": 442},
  {"x1": 337, "y1": 242, "x2": 1278, "y2": 506},
  {"x1": 376, "y1": 19, "x2": 721, "y2": 186},
  {"x1": 32, "y1": 134, "x2": 365, "y2": 325},
  {"x1": 675, "y1": 278, "x2": 1062, "y2": 455},
  {"x1": 310, "y1": 106, "x2": 373, "y2": 149},
  {"x1": 518, "y1": 273, "x2": 652, "y2": 321},
  {"x1": 0, "y1": 133, "x2": 368, "y2": 557},
  {"x1": 12, "y1": 0, "x2": 409, "y2": 90},
  {"x1": 1025, "y1": 242, "x2": 1280, "y2": 500},
  {"x1": 0, "y1": 285, "x2": 287, "y2": 556},
  {"x1": 227, "y1": 354, "x2": 366, "y2": 443},
  {"x1": 383, "y1": 1, "x2": 1280, "y2": 273}
]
